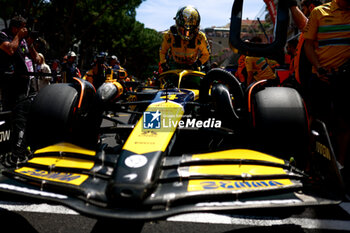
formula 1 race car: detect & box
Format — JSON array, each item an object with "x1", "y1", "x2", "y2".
[
  {"x1": 0, "y1": 0, "x2": 346, "y2": 222},
  {"x1": 0, "y1": 67, "x2": 346, "y2": 220}
]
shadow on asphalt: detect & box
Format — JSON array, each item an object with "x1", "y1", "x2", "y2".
[{"x1": 0, "y1": 208, "x2": 38, "y2": 233}]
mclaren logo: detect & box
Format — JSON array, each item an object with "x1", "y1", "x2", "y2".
[{"x1": 0, "y1": 130, "x2": 10, "y2": 142}]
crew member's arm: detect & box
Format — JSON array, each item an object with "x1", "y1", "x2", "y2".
[
  {"x1": 198, "y1": 32, "x2": 210, "y2": 65},
  {"x1": 303, "y1": 8, "x2": 326, "y2": 78},
  {"x1": 290, "y1": 6, "x2": 308, "y2": 30},
  {"x1": 304, "y1": 39, "x2": 320, "y2": 70},
  {"x1": 159, "y1": 31, "x2": 171, "y2": 65},
  {"x1": 287, "y1": 0, "x2": 308, "y2": 30},
  {"x1": 0, "y1": 27, "x2": 27, "y2": 56},
  {"x1": 26, "y1": 36, "x2": 41, "y2": 64},
  {"x1": 245, "y1": 56, "x2": 254, "y2": 85}
]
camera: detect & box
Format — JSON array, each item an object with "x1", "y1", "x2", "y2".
[{"x1": 28, "y1": 31, "x2": 40, "y2": 40}]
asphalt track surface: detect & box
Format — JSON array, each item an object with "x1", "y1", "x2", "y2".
[
  {"x1": 0, "y1": 199, "x2": 349, "y2": 233},
  {"x1": 1, "y1": 116, "x2": 350, "y2": 232}
]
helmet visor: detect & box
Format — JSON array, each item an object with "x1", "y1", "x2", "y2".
[{"x1": 177, "y1": 25, "x2": 197, "y2": 40}]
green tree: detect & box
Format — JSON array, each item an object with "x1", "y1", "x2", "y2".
[
  {"x1": 0, "y1": 0, "x2": 47, "y2": 29},
  {"x1": 0, "y1": 0, "x2": 163, "y2": 79}
]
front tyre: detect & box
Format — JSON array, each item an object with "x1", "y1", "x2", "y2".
[
  {"x1": 27, "y1": 83, "x2": 98, "y2": 150},
  {"x1": 252, "y1": 87, "x2": 309, "y2": 168},
  {"x1": 27, "y1": 84, "x2": 78, "y2": 150}
]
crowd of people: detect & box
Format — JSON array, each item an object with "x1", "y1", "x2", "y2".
[
  {"x1": 0, "y1": 0, "x2": 350, "y2": 180},
  {"x1": 0, "y1": 15, "x2": 131, "y2": 166}
]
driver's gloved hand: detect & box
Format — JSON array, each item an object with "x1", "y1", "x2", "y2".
[
  {"x1": 1, "y1": 146, "x2": 31, "y2": 168},
  {"x1": 161, "y1": 63, "x2": 169, "y2": 72},
  {"x1": 286, "y1": 0, "x2": 298, "y2": 7}
]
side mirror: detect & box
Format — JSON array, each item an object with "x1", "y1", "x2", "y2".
[{"x1": 229, "y1": 0, "x2": 289, "y2": 63}]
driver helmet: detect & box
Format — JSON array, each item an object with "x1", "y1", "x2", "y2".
[
  {"x1": 174, "y1": 6, "x2": 200, "y2": 41},
  {"x1": 96, "y1": 52, "x2": 107, "y2": 59},
  {"x1": 96, "y1": 52, "x2": 107, "y2": 64}
]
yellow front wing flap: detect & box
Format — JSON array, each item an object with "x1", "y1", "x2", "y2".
[
  {"x1": 28, "y1": 156, "x2": 94, "y2": 170},
  {"x1": 34, "y1": 142, "x2": 96, "y2": 156},
  {"x1": 184, "y1": 149, "x2": 294, "y2": 192},
  {"x1": 15, "y1": 167, "x2": 89, "y2": 186},
  {"x1": 14, "y1": 142, "x2": 96, "y2": 186},
  {"x1": 190, "y1": 149, "x2": 285, "y2": 164}
]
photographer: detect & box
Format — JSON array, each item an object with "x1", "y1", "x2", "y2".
[
  {"x1": 83, "y1": 52, "x2": 108, "y2": 89},
  {"x1": 0, "y1": 16, "x2": 41, "y2": 166}
]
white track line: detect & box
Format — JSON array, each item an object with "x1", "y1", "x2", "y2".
[
  {"x1": 168, "y1": 212, "x2": 350, "y2": 231},
  {"x1": 0, "y1": 201, "x2": 78, "y2": 215},
  {"x1": 1, "y1": 200, "x2": 350, "y2": 231}
]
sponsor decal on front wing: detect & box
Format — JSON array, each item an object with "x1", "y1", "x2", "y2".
[
  {"x1": 15, "y1": 167, "x2": 88, "y2": 185},
  {"x1": 188, "y1": 179, "x2": 294, "y2": 192}
]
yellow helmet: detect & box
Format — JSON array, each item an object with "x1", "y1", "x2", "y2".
[{"x1": 174, "y1": 6, "x2": 200, "y2": 40}]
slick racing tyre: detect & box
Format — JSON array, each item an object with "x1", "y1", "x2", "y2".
[
  {"x1": 26, "y1": 84, "x2": 79, "y2": 150},
  {"x1": 252, "y1": 87, "x2": 309, "y2": 167}
]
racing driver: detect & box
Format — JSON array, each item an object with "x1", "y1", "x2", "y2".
[{"x1": 159, "y1": 6, "x2": 211, "y2": 72}]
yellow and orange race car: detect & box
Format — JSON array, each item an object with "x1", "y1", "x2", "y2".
[
  {"x1": 0, "y1": 64, "x2": 344, "y2": 220},
  {"x1": 0, "y1": 0, "x2": 346, "y2": 221}
]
